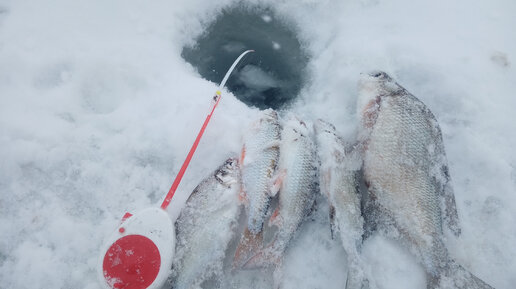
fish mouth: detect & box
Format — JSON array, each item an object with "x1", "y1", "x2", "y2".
[
  {"x1": 366, "y1": 70, "x2": 391, "y2": 80},
  {"x1": 358, "y1": 70, "x2": 392, "y2": 87}
]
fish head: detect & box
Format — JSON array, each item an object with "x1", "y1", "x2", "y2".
[
  {"x1": 314, "y1": 118, "x2": 359, "y2": 169},
  {"x1": 215, "y1": 158, "x2": 240, "y2": 187},
  {"x1": 283, "y1": 114, "x2": 310, "y2": 143},
  {"x1": 357, "y1": 71, "x2": 398, "y2": 113},
  {"x1": 357, "y1": 70, "x2": 405, "y2": 132},
  {"x1": 361, "y1": 70, "x2": 393, "y2": 87},
  {"x1": 248, "y1": 108, "x2": 279, "y2": 132},
  {"x1": 259, "y1": 108, "x2": 279, "y2": 125},
  {"x1": 314, "y1": 119, "x2": 336, "y2": 134},
  {"x1": 314, "y1": 119, "x2": 339, "y2": 153},
  {"x1": 314, "y1": 119, "x2": 337, "y2": 139},
  {"x1": 357, "y1": 70, "x2": 392, "y2": 106}
]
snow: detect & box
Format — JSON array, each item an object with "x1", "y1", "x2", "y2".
[{"x1": 0, "y1": 0, "x2": 515, "y2": 288}]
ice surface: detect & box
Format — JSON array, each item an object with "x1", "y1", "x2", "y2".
[{"x1": 0, "y1": 0, "x2": 515, "y2": 288}]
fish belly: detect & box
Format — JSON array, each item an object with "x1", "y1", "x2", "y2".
[{"x1": 363, "y1": 97, "x2": 444, "y2": 262}]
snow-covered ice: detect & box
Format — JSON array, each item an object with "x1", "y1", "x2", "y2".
[{"x1": 1, "y1": 0, "x2": 515, "y2": 288}]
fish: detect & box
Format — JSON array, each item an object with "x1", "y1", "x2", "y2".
[
  {"x1": 243, "y1": 115, "x2": 317, "y2": 270},
  {"x1": 233, "y1": 108, "x2": 281, "y2": 268},
  {"x1": 314, "y1": 119, "x2": 369, "y2": 289},
  {"x1": 169, "y1": 158, "x2": 242, "y2": 289},
  {"x1": 357, "y1": 71, "x2": 493, "y2": 289}
]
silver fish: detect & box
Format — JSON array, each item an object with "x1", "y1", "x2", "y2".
[
  {"x1": 244, "y1": 115, "x2": 317, "y2": 269},
  {"x1": 170, "y1": 158, "x2": 242, "y2": 289},
  {"x1": 233, "y1": 108, "x2": 281, "y2": 268},
  {"x1": 358, "y1": 71, "x2": 492, "y2": 289},
  {"x1": 314, "y1": 119, "x2": 369, "y2": 289}
]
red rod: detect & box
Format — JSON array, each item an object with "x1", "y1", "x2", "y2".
[{"x1": 160, "y1": 92, "x2": 222, "y2": 210}]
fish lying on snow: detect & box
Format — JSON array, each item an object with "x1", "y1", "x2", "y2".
[
  {"x1": 243, "y1": 115, "x2": 317, "y2": 270},
  {"x1": 314, "y1": 119, "x2": 369, "y2": 289},
  {"x1": 233, "y1": 109, "x2": 281, "y2": 268},
  {"x1": 357, "y1": 71, "x2": 493, "y2": 289},
  {"x1": 169, "y1": 158, "x2": 242, "y2": 289}
]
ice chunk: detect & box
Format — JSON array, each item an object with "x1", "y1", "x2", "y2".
[{"x1": 237, "y1": 65, "x2": 280, "y2": 92}]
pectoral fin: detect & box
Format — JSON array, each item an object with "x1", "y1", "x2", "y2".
[
  {"x1": 268, "y1": 207, "x2": 281, "y2": 227},
  {"x1": 270, "y1": 169, "x2": 286, "y2": 197}
]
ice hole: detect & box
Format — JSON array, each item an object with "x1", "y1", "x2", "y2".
[{"x1": 182, "y1": 6, "x2": 309, "y2": 110}]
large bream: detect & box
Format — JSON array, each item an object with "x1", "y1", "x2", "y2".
[{"x1": 357, "y1": 71, "x2": 493, "y2": 289}]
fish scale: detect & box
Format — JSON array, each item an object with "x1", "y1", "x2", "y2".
[
  {"x1": 366, "y1": 93, "x2": 442, "y2": 240},
  {"x1": 314, "y1": 119, "x2": 368, "y2": 289},
  {"x1": 270, "y1": 117, "x2": 317, "y2": 255},
  {"x1": 241, "y1": 109, "x2": 281, "y2": 233},
  {"x1": 239, "y1": 116, "x2": 317, "y2": 273},
  {"x1": 359, "y1": 71, "x2": 493, "y2": 289},
  {"x1": 233, "y1": 109, "x2": 281, "y2": 269},
  {"x1": 170, "y1": 159, "x2": 241, "y2": 289}
]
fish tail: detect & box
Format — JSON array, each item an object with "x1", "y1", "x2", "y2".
[
  {"x1": 345, "y1": 259, "x2": 370, "y2": 289},
  {"x1": 345, "y1": 275, "x2": 370, "y2": 289},
  {"x1": 242, "y1": 247, "x2": 281, "y2": 270},
  {"x1": 241, "y1": 238, "x2": 282, "y2": 270},
  {"x1": 428, "y1": 261, "x2": 494, "y2": 289},
  {"x1": 233, "y1": 227, "x2": 264, "y2": 269}
]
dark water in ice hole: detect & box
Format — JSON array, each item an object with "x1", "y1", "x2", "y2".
[{"x1": 181, "y1": 6, "x2": 309, "y2": 110}]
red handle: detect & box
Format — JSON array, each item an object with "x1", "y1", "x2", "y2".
[{"x1": 160, "y1": 92, "x2": 222, "y2": 210}]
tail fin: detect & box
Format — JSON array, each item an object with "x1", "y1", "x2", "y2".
[
  {"x1": 242, "y1": 244, "x2": 281, "y2": 270},
  {"x1": 240, "y1": 236, "x2": 283, "y2": 270},
  {"x1": 345, "y1": 275, "x2": 370, "y2": 289},
  {"x1": 428, "y1": 261, "x2": 494, "y2": 289},
  {"x1": 345, "y1": 260, "x2": 370, "y2": 289},
  {"x1": 233, "y1": 228, "x2": 263, "y2": 269}
]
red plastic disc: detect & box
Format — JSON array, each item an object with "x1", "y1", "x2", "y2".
[{"x1": 103, "y1": 234, "x2": 161, "y2": 289}]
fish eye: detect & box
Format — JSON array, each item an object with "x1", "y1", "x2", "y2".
[{"x1": 225, "y1": 159, "x2": 234, "y2": 167}]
